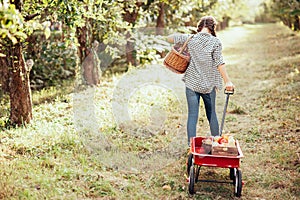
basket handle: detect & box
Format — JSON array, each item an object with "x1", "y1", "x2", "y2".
[{"x1": 179, "y1": 35, "x2": 194, "y2": 54}]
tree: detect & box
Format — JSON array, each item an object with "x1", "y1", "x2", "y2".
[
  {"x1": 75, "y1": 3, "x2": 100, "y2": 85},
  {"x1": 0, "y1": 0, "x2": 70, "y2": 125},
  {"x1": 58, "y1": 0, "x2": 127, "y2": 84},
  {"x1": 156, "y1": 2, "x2": 165, "y2": 35},
  {"x1": 121, "y1": 0, "x2": 145, "y2": 66},
  {"x1": 0, "y1": 1, "x2": 35, "y2": 125},
  {"x1": 269, "y1": 0, "x2": 300, "y2": 31}
]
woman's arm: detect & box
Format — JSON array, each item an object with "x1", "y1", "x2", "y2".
[
  {"x1": 167, "y1": 33, "x2": 190, "y2": 44},
  {"x1": 213, "y1": 40, "x2": 234, "y2": 91},
  {"x1": 218, "y1": 64, "x2": 235, "y2": 91}
]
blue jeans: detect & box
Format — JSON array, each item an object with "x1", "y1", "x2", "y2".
[{"x1": 186, "y1": 87, "x2": 219, "y2": 146}]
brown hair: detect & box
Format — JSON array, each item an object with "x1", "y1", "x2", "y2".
[{"x1": 197, "y1": 16, "x2": 217, "y2": 37}]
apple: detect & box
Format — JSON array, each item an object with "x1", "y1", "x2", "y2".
[
  {"x1": 214, "y1": 136, "x2": 221, "y2": 142},
  {"x1": 219, "y1": 138, "x2": 228, "y2": 144}
]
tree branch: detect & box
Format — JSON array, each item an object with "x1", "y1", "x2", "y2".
[{"x1": 24, "y1": 13, "x2": 40, "y2": 21}]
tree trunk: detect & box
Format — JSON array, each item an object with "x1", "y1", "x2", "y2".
[
  {"x1": 77, "y1": 26, "x2": 91, "y2": 64},
  {"x1": 9, "y1": 43, "x2": 33, "y2": 125},
  {"x1": 2, "y1": 0, "x2": 33, "y2": 125},
  {"x1": 77, "y1": 24, "x2": 101, "y2": 86},
  {"x1": 123, "y1": 3, "x2": 141, "y2": 66},
  {"x1": 0, "y1": 55, "x2": 9, "y2": 93},
  {"x1": 82, "y1": 41, "x2": 101, "y2": 86},
  {"x1": 1, "y1": 0, "x2": 23, "y2": 93},
  {"x1": 156, "y1": 2, "x2": 166, "y2": 58},
  {"x1": 156, "y1": 2, "x2": 165, "y2": 35},
  {"x1": 125, "y1": 32, "x2": 137, "y2": 66},
  {"x1": 294, "y1": 15, "x2": 300, "y2": 31}
]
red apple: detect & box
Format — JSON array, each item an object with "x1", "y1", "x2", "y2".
[{"x1": 219, "y1": 138, "x2": 228, "y2": 144}]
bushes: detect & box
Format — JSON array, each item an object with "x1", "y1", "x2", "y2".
[{"x1": 25, "y1": 31, "x2": 77, "y2": 90}]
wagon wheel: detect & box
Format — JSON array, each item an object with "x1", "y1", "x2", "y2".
[
  {"x1": 187, "y1": 153, "x2": 193, "y2": 176},
  {"x1": 234, "y1": 169, "x2": 242, "y2": 197},
  {"x1": 230, "y1": 168, "x2": 235, "y2": 180},
  {"x1": 188, "y1": 164, "x2": 195, "y2": 195},
  {"x1": 195, "y1": 165, "x2": 201, "y2": 183},
  {"x1": 232, "y1": 168, "x2": 237, "y2": 185}
]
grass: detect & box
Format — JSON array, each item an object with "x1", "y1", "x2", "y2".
[{"x1": 0, "y1": 22, "x2": 300, "y2": 199}]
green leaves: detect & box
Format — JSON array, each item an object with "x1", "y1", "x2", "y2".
[
  {"x1": 0, "y1": 2, "x2": 26, "y2": 44},
  {"x1": 0, "y1": 1, "x2": 54, "y2": 45}
]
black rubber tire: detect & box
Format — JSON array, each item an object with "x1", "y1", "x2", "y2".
[
  {"x1": 230, "y1": 168, "x2": 235, "y2": 180},
  {"x1": 188, "y1": 165, "x2": 195, "y2": 195},
  {"x1": 187, "y1": 153, "x2": 193, "y2": 176},
  {"x1": 195, "y1": 165, "x2": 201, "y2": 183},
  {"x1": 234, "y1": 169, "x2": 242, "y2": 197}
]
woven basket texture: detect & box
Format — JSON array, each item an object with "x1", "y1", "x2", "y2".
[{"x1": 163, "y1": 46, "x2": 190, "y2": 74}]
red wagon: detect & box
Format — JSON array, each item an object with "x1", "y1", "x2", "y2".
[{"x1": 187, "y1": 90, "x2": 244, "y2": 197}]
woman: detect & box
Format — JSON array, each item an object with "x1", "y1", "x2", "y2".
[{"x1": 167, "y1": 16, "x2": 234, "y2": 146}]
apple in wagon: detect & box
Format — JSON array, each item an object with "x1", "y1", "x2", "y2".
[
  {"x1": 214, "y1": 136, "x2": 222, "y2": 142},
  {"x1": 219, "y1": 138, "x2": 228, "y2": 144}
]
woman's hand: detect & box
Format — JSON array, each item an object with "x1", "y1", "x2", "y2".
[
  {"x1": 225, "y1": 81, "x2": 235, "y2": 91},
  {"x1": 167, "y1": 34, "x2": 175, "y2": 43}
]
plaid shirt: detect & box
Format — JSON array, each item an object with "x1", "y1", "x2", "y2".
[{"x1": 174, "y1": 32, "x2": 224, "y2": 94}]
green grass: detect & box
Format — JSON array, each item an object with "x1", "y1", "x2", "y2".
[{"x1": 0, "y1": 23, "x2": 300, "y2": 199}]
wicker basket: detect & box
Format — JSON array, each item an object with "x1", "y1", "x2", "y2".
[{"x1": 163, "y1": 35, "x2": 194, "y2": 74}]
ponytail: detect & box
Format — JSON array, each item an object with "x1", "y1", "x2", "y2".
[{"x1": 210, "y1": 25, "x2": 217, "y2": 37}]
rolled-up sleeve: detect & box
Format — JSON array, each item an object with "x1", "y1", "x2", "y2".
[
  {"x1": 174, "y1": 34, "x2": 189, "y2": 45},
  {"x1": 212, "y1": 40, "x2": 225, "y2": 68}
]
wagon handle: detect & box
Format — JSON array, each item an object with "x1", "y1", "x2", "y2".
[
  {"x1": 220, "y1": 89, "x2": 234, "y2": 136},
  {"x1": 224, "y1": 88, "x2": 234, "y2": 95}
]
